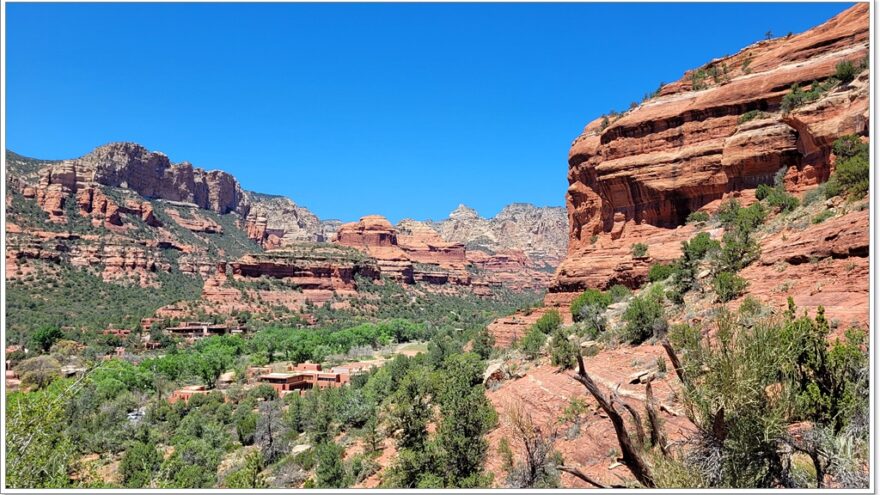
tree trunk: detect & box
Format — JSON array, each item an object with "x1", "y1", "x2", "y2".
[{"x1": 573, "y1": 355, "x2": 656, "y2": 488}]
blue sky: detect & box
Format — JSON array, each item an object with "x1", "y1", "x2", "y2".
[{"x1": 6, "y1": 2, "x2": 853, "y2": 223}]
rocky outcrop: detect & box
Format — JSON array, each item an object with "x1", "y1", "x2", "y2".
[
  {"x1": 740, "y1": 209, "x2": 868, "y2": 329},
  {"x1": 335, "y1": 216, "x2": 417, "y2": 282},
  {"x1": 41, "y1": 142, "x2": 249, "y2": 216},
  {"x1": 5, "y1": 227, "x2": 172, "y2": 286},
  {"x1": 243, "y1": 194, "x2": 327, "y2": 248},
  {"x1": 555, "y1": 4, "x2": 869, "y2": 293},
  {"x1": 165, "y1": 208, "x2": 223, "y2": 234},
  {"x1": 231, "y1": 245, "x2": 381, "y2": 291},
  {"x1": 410, "y1": 203, "x2": 568, "y2": 269}
]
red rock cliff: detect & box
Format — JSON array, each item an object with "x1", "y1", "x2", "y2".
[{"x1": 554, "y1": 4, "x2": 869, "y2": 293}]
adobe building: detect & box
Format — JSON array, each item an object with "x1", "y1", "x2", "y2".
[
  {"x1": 168, "y1": 385, "x2": 212, "y2": 404},
  {"x1": 257, "y1": 362, "x2": 358, "y2": 396},
  {"x1": 164, "y1": 321, "x2": 230, "y2": 341}
]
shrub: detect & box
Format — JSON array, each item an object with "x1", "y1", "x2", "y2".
[
  {"x1": 762, "y1": 186, "x2": 799, "y2": 212},
  {"x1": 781, "y1": 79, "x2": 838, "y2": 113},
  {"x1": 631, "y1": 243, "x2": 649, "y2": 258},
  {"x1": 532, "y1": 310, "x2": 562, "y2": 334},
  {"x1": 691, "y1": 69, "x2": 708, "y2": 90},
  {"x1": 682, "y1": 232, "x2": 721, "y2": 260},
  {"x1": 835, "y1": 60, "x2": 856, "y2": 83},
  {"x1": 520, "y1": 327, "x2": 547, "y2": 360},
  {"x1": 738, "y1": 110, "x2": 767, "y2": 124},
  {"x1": 713, "y1": 271, "x2": 748, "y2": 302},
  {"x1": 755, "y1": 183, "x2": 773, "y2": 200},
  {"x1": 570, "y1": 290, "x2": 611, "y2": 322},
  {"x1": 621, "y1": 286, "x2": 666, "y2": 344},
  {"x1": 827, "y1": 135, "x2": 869, "y2": 200},
  {"x1": 812, "y1": 210, "x2": 834, "y2": 224},
  {"x1": 31, "y1": 326, "x2": 64, "y2": 353},
  {"x1": 607, "y1": 284, "x2": 631, "y2": 302},
  {"x1": 716, "y1": 199, "x2": 742, "y2": 228},
  {"x1": 686, "y1": 211, "x2": 709, "y2": 224},
  {"x1": 648, "y1": 263, "x2": 675, "y2": 282},
  {"x1": 832, "y1": 135, "x2": 867, "y2": 160},
  {"x1": 549, "y1": 327, "x2": 578, "y2": 370},
  {"x1": 716, "y1": 230, "x2": 761, "y2": 273}
]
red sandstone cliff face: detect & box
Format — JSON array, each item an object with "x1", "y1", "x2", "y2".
[
  {"x1": 34, "y1": 143, "x2": 251, "y2": 222},
  {"x1": 555, "y1": 3, "x2": 868, "y2": 294},
  {"x1": 335, "y1": 215, "x2": 557, "y2": 290}
]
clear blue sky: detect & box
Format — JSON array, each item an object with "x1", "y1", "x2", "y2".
[{"x1": 6, "y1": 2, "x2": 853, "y2": 223}]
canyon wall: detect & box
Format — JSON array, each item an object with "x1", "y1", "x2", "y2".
[{"x1": 554, "y1": 3, "x2": 869, "y2": 294}]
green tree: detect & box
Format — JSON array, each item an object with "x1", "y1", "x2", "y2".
[
  {"x1": 314, "y1": 442, "x2": 347, "y2": 488},
  {"x1": 434, "y1": 353, "x2": 496, "y2": 486},
  {"x1": 222, "y1": 450, "x2": 267, "y2": 488},
  {"x1": 386, "y1": 371, "x2": 433, "y2": 450},
  {"x1": 471, "y1": 326, "x2": 495, "y2": 360},
  {"x1": 31, "y1": 325, "x2": 64, "y2": 353},
  {"x1": 120, "y1": 440, "x2": 162, "y2": 487},
  {"x1": 6, "y1": 379, "x2": 79, "y2": 488}
]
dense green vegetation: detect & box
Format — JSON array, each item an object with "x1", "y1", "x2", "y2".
[
  {"x1": 826, "y1": 135, "x2": 869, "y2": 200},
  {"x1": 653, "y1": 302, "x2": 869, "y2": 488},
  {"x1": 6, "y1": 262, "x2": 202, "y2": 345}
]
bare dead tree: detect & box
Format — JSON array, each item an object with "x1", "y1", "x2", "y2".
[
  {"x1": 572, "y1": 354, "x2": 656, "y2": 488},
  {"x1": 644, "y1": 380, "x2": 669, "y2": 455},
  {"x1": 556, "y1": 465, "x2": 614, "y2": 489},
  {"x1": 617, "y1": 395, "x2": 646, "y2": 449},
  {"x1": 660, "y1": 339, "x2": 686, "y2": 385}
]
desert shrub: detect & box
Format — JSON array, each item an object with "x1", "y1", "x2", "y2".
[
  {"x1": 549, "y1": 327, "x2": 578, "y2": 370},
  {"x1": 571, "y1": 289, "x2": 611, "y2": 336},
  {"x1": 607, "y1": 284, "x2": 631, "y2": 302},
  {"x1": 762, "y1": 187, "x2": 799, "y2": 212},
  {"x1": 812, "y1": 210, "x2": 834, "y2": 224},
  {"x1": 570, "y1": 289, "x2": 611, "y2": 321},
  {"x1": 802, "y1": 183, "x2": 827, "y2": 206},
  {"x1": 120, "y1": 441, "x2": 162, "y2": 487},
  {"x1": 835, "y1": 60, "x2": 856, "y2": 83},
  {"x1": 532, "y1": 310, "x2": 562, "y2": 334},
  {"x1": 738, "y1": 110, "x2": 767, "y2": 124},
  {"x1": 648, "y1": 263, "x2": 675, "y2": 282},
  {"x1": 716, "y1": 230, "x2": 760, "y2": 273},
  {"x1": 733, "y1": 202, "x2": 768, "y2": 234},
  {"x1": 827, "y1": 163, "x2": 869, "y2": 200},
  {"x1": 691, "y1": 69, "x2": 708, "y2": 90},
  {"x1": 716, "y1": 199, "x2": 742, "y2": 227},
  {"x1": 16, "y1": 355, "x2": 62, "y2": 390},
  {"x1": 712, "y1": 271, "x2": 748, "y2": 302},
  {"x1": 519, "y1": 327, "x2": 547, "y2": 360},
  {"x1": 686, "y1": 211, "x2": 710, "y2": 224},
  {"x1": 621, "y1": 286, "x2": 666, "y2": 344},
  {"x1": 631, "y1": 243, "x2": 649, "y2": 258},
  {"x1": 755, "y1": 183, "x2": 773, "y2": 200},
  {"x1": 671, "y1": 232, "x2": 721, "y2": 296},
  {"x1": 826, "y1": 135, "x2": 869, "y2": 200},
  {"x1": 657, "y1": 305, "x2": 869, "y2": 488},
  {"x1": 781, "y1": 79, "x2": 838, "y2": 113}
]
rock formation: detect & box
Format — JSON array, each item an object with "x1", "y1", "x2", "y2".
[
  {"x1": 554, "y1": 3, "x2": 868, "y2": 293},
  {"x1": 34, "y1": 142, "x2": 251, "y2": 221},
  {"x1": 404, "y1": 203, "x2": 568, "y2": 270}
]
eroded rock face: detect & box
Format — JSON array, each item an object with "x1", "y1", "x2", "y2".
[
  {"x1": 243, "y1": 194, "x2": 327, "y2": 248},
  {"x1": 556, "y1": 3, "x2": 869, "y2": 293},
  {"x1": 40, "y1": 142, "x2": 251, "y2": 216},
  {"x1": 414, "y1": 203, "x2": 569, "y2": 269}
]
